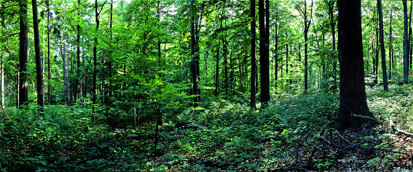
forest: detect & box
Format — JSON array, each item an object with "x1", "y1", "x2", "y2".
[{"x1": 1, "y1": 0, "x2": 413, "y2": 170}]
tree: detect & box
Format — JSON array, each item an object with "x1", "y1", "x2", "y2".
[
  {"x1": 335, "y1": 0, "x2": 373, "y2": 129},
  {"x1": 327, "y1": 0, "x2": 337, "y2": 82},
  {"x1": 250, "y1": 0, "x2": 256, "y2": 108},
  {"x1": 18, "y1": 0, "x2": 28, "y2": 107},
  {"x1": 46, "y1": 0, "x2": 51, "y2": 104},
  {"x1": 32, "y1": 0, "x2": 44, "y2": 108},
  {"x1": 377, "y1": 0, "x2": 388, "y2": 91},
  {"x1": 190, "y1": 0, "x2": 199, "y2": 107},
  {"x1": 259, "y1": 0, "x2": 270, "y2": 104},
  {"x1": 403, "y1": 0, "x2": 409, "y2": 84},
  {"x1": 297, "y1": 0, "x2": 313, "y2": 93},
  {"x1": 389, "y1": 7, "x2": 393, "y2": 80}
]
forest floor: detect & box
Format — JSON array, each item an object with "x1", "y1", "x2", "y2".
[{"x1": 1, "y1": 85, "x2": 412, "y2": 171}]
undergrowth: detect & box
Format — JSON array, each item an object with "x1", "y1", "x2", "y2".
[{"x1": 1, "y1": 85, "x2": 412, "y2": 170}]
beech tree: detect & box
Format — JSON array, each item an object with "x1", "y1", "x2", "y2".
[
  {"x1": 335, "y1": 0, "x2": 373, "y2": 129},
  {"x1": 250, "y1": 0, "x2": 257, "y2": 108},
  {"x1": 18, "y1": 0, "x2": 28, "y2": 107},
  {"x1": 377, "y1": 0, "x2": 388, "y2": 91},
  {"x1": 32, "y1": 0, "x2": 44, "y2": 108}
]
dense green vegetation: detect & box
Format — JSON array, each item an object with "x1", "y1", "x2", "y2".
[{"x1": 1, "y1": 0, "x2": 413, "y2": 170}]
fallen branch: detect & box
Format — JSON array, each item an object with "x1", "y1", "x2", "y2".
[
  {"x1": 351, "y1": 113, "x2": 379, "y2": 123},
  {"x1": 392, "y1": 125, "x2": 413, "y2": 137}
]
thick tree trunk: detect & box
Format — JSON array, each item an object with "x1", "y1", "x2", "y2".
[
  {"x1": 377, "y1": 0, "x2": 388, "y2": 90},
  {"x1": 259, "y1": 0, "x2": 270, "y2": 104},
  {"x1": 18, "y1": 0, "x2": 28, "y2": 107},
  {"x1": 32, "y1": 0, "x2": 44, "y2": 109},
  {"x1": 335, "y1": 0, "x2": 372, "y2": 130},
  {"x1": 403, "y1": 0, "x2": 409, "y2": 84},
  {"x1": 250, "y1": 0, "x2": 256, "y2": 108}
]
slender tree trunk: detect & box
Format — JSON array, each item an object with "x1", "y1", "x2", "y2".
[
  {"x1": 190, "y1": 0, "x2": 199, "y2": 107},
  {"x1": 274, "y1": 22, "x2": 278, "y2": 89},
  {"x1": 410, "y1": 0, "x2": 413, "y2": 71},
  {"x1": 251, "y1": 0, "x2": 257, "y2": 106},
  {"x1": 93, "y1": 0, "x2": 100, "y2": 111},
  {"x1": 32, "y1": 0, "x2": 44, "y2": 109},
  {"x1": 377, "y1": 0, "x2": 388, "y2": 90},
  {"x1": 286, "y1": 44, "x2": 289, "y2": 88},
  {"x1": 403, "y1": 0, "x2": 410, "y2": 84},
  {"x1": 389, "y1": 8, "x2": 393, "y2": 80},
  {"x1": 303, "y1": 0, "x2": 313, "y2": 93},
  {"x1": 215, "y1": 41, "x2": 220, "y2": 97},
  {"x1": 374, "y1": 16, "x2": 379, "y2": 84},
  {"x1": 76, "y1": 0, "x2": 81, "y2": 102},
  {"x1": 336, "y1": 0, "x2": 372, "y2": 130},
  {"x1": 259, "y1": 0, "x2": 270, "y2": 104},
  {"x1": 18, "y1": 0, "x2": 28, "y2": 107},
  {"x1": 47, "y1": 0, "x2": 51, "y2": 104},
  {"x1": 328, "y1": 1, "x2": 337, "y2": 82},
  {"x1": 62, "y1": 33, "x2": 67, "y2": 104},
  {"x1": 223, "y1": 38, "x2": 228, "y2": 95}
]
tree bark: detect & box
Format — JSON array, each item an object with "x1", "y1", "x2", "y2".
[
  {"x1": 47, "y1": 0, "x2": 51, "y2": 104},
  {"x1": 190, "y1": 0, "x2": 199, "y2": 107},
  {"x1": 303, "y1": 0, "x2": 313, "y2": 93},
  {"x1": 259, "y1": 0, "x2": 270, "y2": 104},
  {"x1": 328, "y1": 0, "x2": 337, "y2": 82},
  {"x1": 250, "y1": 0, "x2": 256, "y2": 108},
  {"x1": 335, "y1": 0, "x2": 372, "y2": 130},
  {"x1": 377, "y1": 0, "x2": 388, "y2": 90},
  {"x1": 215, "y1": 41, "x2": 220, "y2": 97},
  {"x1": 32, "y1": 0, "x2": 44, "y2": 109},
  {"x1": 389, "y1": 7, "x2": 393, "y2": 80},
  {"x1": 76, "y1": 0, "x2": 81, "y2": 102},
  {"x1": 93, "y1": 0, "x2": 100, "y2": 111},
  {"x1": 62, "y1": 33, "x2": 67, "y2": 104},
  {"x1": 403, "y1": 0, "x2": 409, "y2": 84},
  {"x1": 18, "y1": 0, "x2": 28, "y2": 107}
]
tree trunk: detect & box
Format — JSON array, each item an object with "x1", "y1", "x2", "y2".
[
  {"x1": 190, "y1": 0, "x2": 199, "y2": 107},
  {"x1": 250, "y1": 0, "x2": 256, "y2": 108},
  {"x1": 259, "y1": 0, "x2": 270, "y2": 104},
  {"x1": 274, "y1": 21, "x2": 278, "y2": 89},
  {"x1": 328, "y1": 1, "x2": 337, "y2": 82},
  {"x1": 223, "y1": 38, "x2": 228, "y2": 95},
  {"x1": 303, "y1": 0, "x2": 313, "y2": 93},
  {"x1": 18, "y1": 0, "x2": 28, "y2": 107},
  {"x1": 410, "y1": 0, "x2": 413, "y2": 71},
  {"x1": 389, "y1": 8, "x2": 393, "y2": 80},
  {"x1": 76, "y1": 0, "x2": 81, "y2": 102},
  {"x1": 93, "y1": 0, "x2": 100, "y2": 111},
  {"x1": 32, "y1": 0, "x2": 44, "y2": 109},
  {"x1": 62, "y1": 33, "x2": 67, "y2": 104},
  {"x1": 403, "y1": 0, "x2": 409, "y2": 84},
  {"x1": 47, "y1": 0, "x2": 51, "y2": 104},
  {"x1": 374, "y1": 16, "x2": 379, "y2": 84},
  {"x1": 377, "y1": 0, "x2": 388, "y2": 91},
  {"x1": 215, "y1": 41, "x2": 220, "y2": 97},
  {"x1": 335, "y1": 0, "x2": 372, "y2": 130}
]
